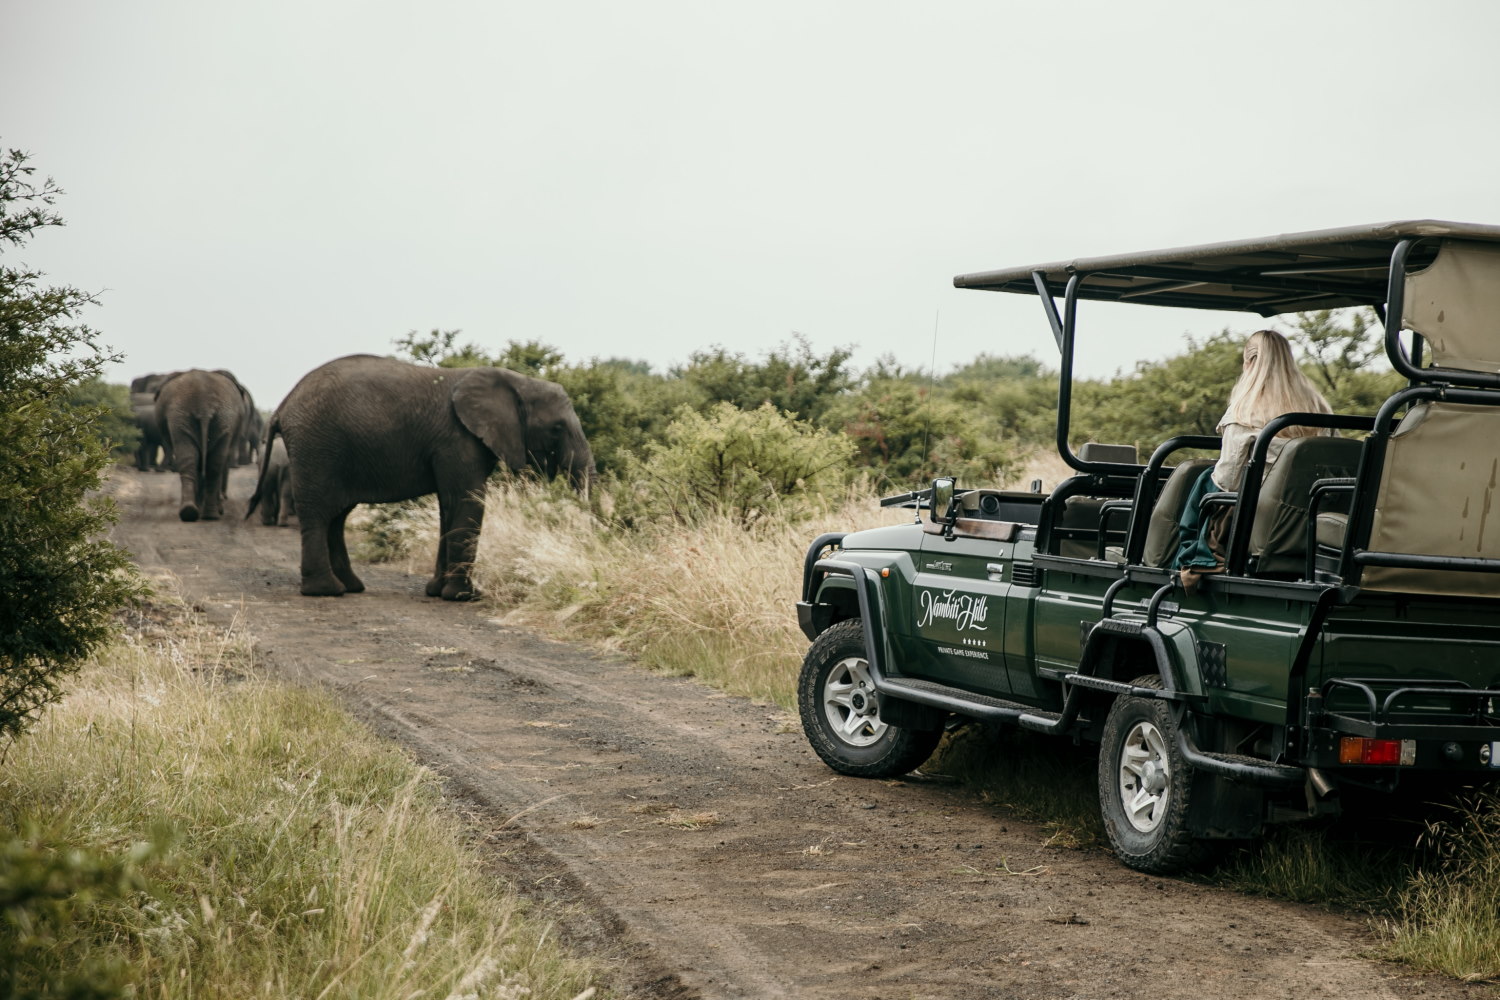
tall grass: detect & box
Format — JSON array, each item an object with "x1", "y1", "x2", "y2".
[
  {"x1": 0, "y1": 587, "x2": 598, "y2": 1000},
  {"x1": 1381, "y1": 792, "x2": 1500, "y2": 981},
  {"x1": 466, "y1": 480, "x2": 909, "y2": 707}
]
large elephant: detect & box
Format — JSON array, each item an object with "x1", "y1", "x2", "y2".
[
  {"x1": 155, "y1": 369, "x2": 248, "y2": 522},
  {"x1": 257, "y1": 437, "x2": 296, "y2": 527},
  {"x1": 248, "y1": 353, "x2": 594, "y2": 600},
  {"x1": 129, "y1": 372, "x2": 175, "y2": 471}
]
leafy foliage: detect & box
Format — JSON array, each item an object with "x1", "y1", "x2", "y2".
[
  {"x1": 1069, "y1": 330, "x2": 1245, "y2": 454},
  {"x1": 389, "y1": 310, "x2": 1397, "y2": 495},
  {"x1": 622, "y1": 402, "x2": 855, "y2": 526},
  {"x1": 0, "y1": 829, "x2": 163, "y2": 1000},
  {"x1": 672, "y1": 333, "x2": 856, "y2": 423},
  {"x1": 823, "y1": 374, "x2": 1020, "y2": 489},
  {"x1": 1286, "y1": 309, "x2": 1402, "y2": 415},
  {"x1": 0, "y1": 146, "x2": 139, "y2": 742},
  {"x1": 67, "y1": 377, "x2": 140, "y2": 461}
]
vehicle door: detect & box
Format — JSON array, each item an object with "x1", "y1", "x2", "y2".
[{"x1": 911, "y1": 491, "x2": 1017, "y2": 697}]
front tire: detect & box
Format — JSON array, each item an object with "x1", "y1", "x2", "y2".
[
  {"x1": 1098, "y1": 676, "x2": 1200, "y2": 873},
  {"x1": 798, "y1": 619, "x2": 940, "y2": 778}
]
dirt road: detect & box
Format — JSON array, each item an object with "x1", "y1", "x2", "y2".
[{"x1": 108, "y1": 467, "x2": 1479, "y2": 1000}]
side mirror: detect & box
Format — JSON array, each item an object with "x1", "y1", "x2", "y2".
[{"x1": 930, "y1": 477, "x2": 956, "y2": 524}]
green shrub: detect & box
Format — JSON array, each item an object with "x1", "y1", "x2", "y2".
[
  {"x1": 0, "y1": 829, "x2": 164, "y2": 1000},
  {"x1": 0, "y1": 146, "x2": 140, "y2": 742},
  {"x1": 620, "y1": 401, "x2": 855, "y2": 527},
  {"x1": 67, "y1": 377, "x2": 140, "y2": 461}
]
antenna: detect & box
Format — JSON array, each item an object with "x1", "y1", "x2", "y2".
[{"x1": 919, "y1": 309, "x2": 940, "y2": 480}]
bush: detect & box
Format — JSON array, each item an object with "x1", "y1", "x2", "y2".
[
  {"x1": 621, "y1": 401, "x2": 855, "y2": 527},
  {"x1": 67, "y1": 376, "x2": 140, "y2": 462},
  {"x1": 0, "y1": 146, "x2": 139, "y2": 742},
  {"x1": 0, "y1": 830, "x2": 163, "y2": 1000}
]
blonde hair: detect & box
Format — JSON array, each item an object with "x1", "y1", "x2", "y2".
[{"x1": 1218, "y1": 329, "x2": 1332, "y2": 438}]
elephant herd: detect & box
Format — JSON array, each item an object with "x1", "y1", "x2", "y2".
[{"x1": 132, "y1": 354, "x2": 595, "y2": 602}]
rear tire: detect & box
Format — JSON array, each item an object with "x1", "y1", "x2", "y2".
[
  {"x1": 1098, "y1": 675, "x2": 1201, "y2": 873},
  {"x1": 798, "y1": 619, "x2": 941, "y2": 778}
]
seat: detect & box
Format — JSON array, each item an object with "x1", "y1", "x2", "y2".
[
  {"x1": 1078, "y1": 442, "x2": 1138, "y2": 465},
  {"x1": 1355, "y1": 239, "x2": 1500, "y2": 596},
  {"x1": 1361, "y1": 402, "x2": 1500, "y2": 597},
  {"x1": 1247, "y1": 436, "x2": 1363, "y2": 577},
  {"x1": 1055, "y1": 443, "x2": 1138, "y2": 558},
  {"x1": 1139, "y1": 458, "x2": 1216, "y2": 567}
]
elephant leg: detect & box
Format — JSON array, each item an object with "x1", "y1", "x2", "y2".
[
  {"x1": 298, "y1": 506, "x2": 346, "y2": 596},
  {"x1": 176, "y1": 458, "x2": 201, "y2": 522},
  {"x1": 327, "y1": 506, "x2": 364, "y2": 593},
  {"x1": 260, "y1": 483, "x2": 280, "y2": 526},
  {"x1": 439, "y1": 492, "x2": 486, "y2": 602},
  {"x1": 200, "y1": 430, "x2": 235, "y2": 520},
  {"x1": 426, "y1": 497, "x2": 454, "y2": 597},
  {"x1": 280, "y1": 480, "x2": 296, "y2": 526}
]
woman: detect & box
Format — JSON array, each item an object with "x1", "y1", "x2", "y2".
[{"x1": 1175, "y1": 329, "x2": 1333, "y2": 585}]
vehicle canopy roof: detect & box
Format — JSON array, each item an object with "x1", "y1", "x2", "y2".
[{"x1": 953, "y1": 220, "x2": 1500, "y2": 316}]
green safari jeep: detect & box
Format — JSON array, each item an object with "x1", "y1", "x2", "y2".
[{"x1": 795, "y1": 221, "x2": 1500, "y2": 872}]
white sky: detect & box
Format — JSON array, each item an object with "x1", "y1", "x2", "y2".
[{"x1": 6, "y1": 1, "x2": 1500, "y2": 410}]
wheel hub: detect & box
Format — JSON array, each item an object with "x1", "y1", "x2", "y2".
[
  {"x1": 822, "y1": 656, "x2": 888, "y2": 747},
  {"x1": 1118, "y1": 719, "x2": 1171, "y2": 834}
]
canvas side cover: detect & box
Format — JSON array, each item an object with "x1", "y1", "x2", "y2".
[
  {"x1": 1362, "y1": 402, "x2": 1500, "y2": 597},
  {"x1": 1402, "y1": 239, "x2": 1500, "y2": 373}
]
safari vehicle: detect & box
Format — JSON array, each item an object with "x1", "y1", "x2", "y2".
[{"x1": 795, "y1": 221, "x2": 1500, "y2": 873}]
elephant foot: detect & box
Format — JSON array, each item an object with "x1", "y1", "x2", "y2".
[
  {"x1": 300, "y1": 575, "x2": 346, "y2": 597},
  {"x1": 441, "y1": 580, "x2": 480, "y2": 602},
  {"x1": 179, "y1": 504, "x2": 200, "y2": 522},
  {"x1": 201, "y1": 510, "x2": 222, "y2": 521},
  {"x1": 337, "y1": 574, "x2": 366, "y2": 594},
  {"x1": 425, "y1": 577, "x2": 444, "y2": 598}
]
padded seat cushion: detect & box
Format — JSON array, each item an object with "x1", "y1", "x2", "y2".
[
  {"x1": 1316, "y1": 511, "x2": 1348, "y2": 549},
  {"x1": 1141, "y1": 458, "x2": 1216, "y2": 568}
]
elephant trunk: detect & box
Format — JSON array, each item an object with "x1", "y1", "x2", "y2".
[{"x1": 565, "y1": 437, "x2": 596, "y2": 496}]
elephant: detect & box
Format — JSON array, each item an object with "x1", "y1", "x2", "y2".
[
  {"x1": 129, "y1": 372, "x2": 176, "y2": 471},
  {"x1": 247, "y1": 353, "x2": 594, "y2": 600},
  {"x1": 205, "y1": 370, "x2": 258, "y2": 468},
  {"x1": 234, "y1": 404, "x2": 265, "y2": 467},
  {"x1": 155, "y1": 369, "x2": 248, "y2": 522},
  {"x1": 257, "y1": 437, "x2": 296, "y2": 527}
]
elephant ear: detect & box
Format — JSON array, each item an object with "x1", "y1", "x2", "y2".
[{"x1": 450, "y1": 368, "x2": 529, "y2": 471}]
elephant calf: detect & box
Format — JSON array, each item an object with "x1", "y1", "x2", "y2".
[
  {"x1": 248, "y1": 353, "x2": 594, "y2": 600},
  {"x1": 257, "y1": 438, "x2": 296, "y2": 527}
]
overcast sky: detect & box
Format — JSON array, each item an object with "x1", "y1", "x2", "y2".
[{"x1": 6, "y1": 1, "x2": 1500, "y2": 409}]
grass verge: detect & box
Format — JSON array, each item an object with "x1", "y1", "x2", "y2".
[{"x1": 0, "y1": 581, "x2": 599, "y2": 1000}]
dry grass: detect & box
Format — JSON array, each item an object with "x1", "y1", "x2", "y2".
[
  {"x1": 460, "y1": 480, "x2": 910, "y2": 707},
  {"x1": 0, "y1": 582, "x2": 599, "y2": 1000}
]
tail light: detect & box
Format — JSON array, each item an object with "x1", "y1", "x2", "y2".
[{"x1": 1338, "y1": 737, "x2": 1416, "y2": 766}]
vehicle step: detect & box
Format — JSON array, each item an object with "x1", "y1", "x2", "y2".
[
  {"x1": 1179, "y1": 733, "x2": 1304, "y2": 787},
  {"x1": 877, "y1": 676, "x2": 1034, "y2": 722},
  {"x1": 1016, "y1": 710, "x2": 1064, "y2": 733}
]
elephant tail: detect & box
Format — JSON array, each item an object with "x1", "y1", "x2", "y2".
[
  {"x1": 196, "y1": 414, "x2": 211, "y2": 501},
  {"x1": 244, "y1": 415, "x2": 281, "y2": 521}
]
